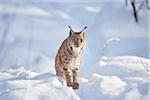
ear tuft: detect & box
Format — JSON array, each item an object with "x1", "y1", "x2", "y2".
[
  {"x1": 68, "y1": 25, "x2": 75, "y2": 37},
  {"x1": 68, "y1": 25, "x2": 71, "y2": 29},
  {"x1": 84, "y1": 26, "x2": 87, "y2": 30},
  {"x1": 80, "y1": 26, "x2": 87, "y2": 33},
  {"x1": 69, "y1": 31, "x2": 72, "y2": 37}
]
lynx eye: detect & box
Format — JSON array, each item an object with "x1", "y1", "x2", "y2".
[{"x1": 80, "y1": 39, "x2": 83, "y2": 43}]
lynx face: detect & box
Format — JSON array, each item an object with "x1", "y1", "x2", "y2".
[
  {"x1": 71, "y1": 33, "x2": 85, "y2": 48},
  {"x1": 69, "y1": 26, "x2": 86, "y2": 48}
]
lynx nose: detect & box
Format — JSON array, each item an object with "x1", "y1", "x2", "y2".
[{"x1": 76, "y1": 44, "x2": 80, "y2": 47}]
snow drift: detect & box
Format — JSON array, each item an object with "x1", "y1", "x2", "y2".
[{"x1": 0, "y1": 68, "x2": 80, "y2": 100}]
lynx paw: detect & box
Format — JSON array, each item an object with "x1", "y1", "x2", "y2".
[
  {"x1": 67, "y1": 82, "x2": 72, "y2": 87},
  {"x1": 72, "y1": 83, "x2": 79, "y2": 89}
]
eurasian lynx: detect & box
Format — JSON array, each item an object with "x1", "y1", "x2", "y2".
[{"x1": 55, "y1": 26, "x2": 86, "y2": 89}]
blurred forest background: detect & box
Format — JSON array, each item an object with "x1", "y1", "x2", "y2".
[{"x1": 0, "y1": 0, "x2": 149, "y2": 77}]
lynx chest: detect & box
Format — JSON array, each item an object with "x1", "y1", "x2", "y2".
[{"x1": 67, "y1": 44, "x2": 82, "y2": 70}]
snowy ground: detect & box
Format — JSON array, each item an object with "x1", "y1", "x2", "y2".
[
  {"x1": 0, "y1": 67, "x2": 80, "y2": 100},
  {"x1": 79, "y1": 56, "x2": 150, "y2": 100},
  {"x1": 0, "y1": 0, "x2": 149, "y2": 100},
  {"x1": 0, "y1": 56, "x2": 150, "y2": 100}
]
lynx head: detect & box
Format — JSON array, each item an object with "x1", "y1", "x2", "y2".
[{"x1": 68, "y1": 25, "x2": 87, "y2": 48}]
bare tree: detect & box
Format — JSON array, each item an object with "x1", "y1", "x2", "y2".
[
  {"x1": 130, "y1": 0, "x2": 138, "y2": 22},
  {"x1": 126, "y1": 0, "x2": 150, "y2": 22}
]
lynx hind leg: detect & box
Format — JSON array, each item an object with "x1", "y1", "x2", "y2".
[
  {"x1": 55, "y1": 66, "x2": 64, "y2": 78},
  {"x1": 64, "y1": 69, "x2": 73, "y2": 87},
  {"x1": 55, "y1": 67, "x2": 68, "y2": 85},
  {"x1": 72, "y1": 69, "x2": 80, "y2": 89}
]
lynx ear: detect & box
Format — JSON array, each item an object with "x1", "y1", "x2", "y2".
[
  {"x1": 80, "y1": 26, "x2": 87, "y2": 33},
  {"x1": 80, "y1": 26, "x2": 87, "y2": 36},
  {"x1": 68, "y1": 25, "x2": 74, "y2": 37}
]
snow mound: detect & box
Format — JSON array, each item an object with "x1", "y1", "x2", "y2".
[
  {"x1": 0, "y1": 67, "x2": 38, "y2": 80},
  {"x1": 0, "y1": 68, "x2": 80, "y2": 100},
  {"x1": 0, "y1": 65, "x2": 150, "y2": 100},
  {"x1": 124, "y1": 78, "x2": 150, "y2": 100},
  {"x1": 97, "y1": 56, "x2": 150, "y2": 78},
  {"x1": 76, "y1": 73, "x2": 150, "y2": 100},
  {"x1": 76, "y1": 73, "x2": 127, "y2": 100}
]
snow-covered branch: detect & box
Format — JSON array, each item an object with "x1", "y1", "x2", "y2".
[
  {"x1": 102, "y1": 37, "x2": 120, "y2": 56},
  {"x1": 138, "y1": 56, "x2": 150, "y2": 76}
]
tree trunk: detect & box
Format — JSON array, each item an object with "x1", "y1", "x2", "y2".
[{"x1": 131, "y1": 0, "x2": 138, "y2": 22}]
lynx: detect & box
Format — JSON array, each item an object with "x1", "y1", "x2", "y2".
[{"x1": 55, "y1": 26, "x2": 87, "y2": 89}]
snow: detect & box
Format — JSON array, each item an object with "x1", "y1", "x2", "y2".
[
  {"x1": 75, "y1": 56, "x2": 150, "y2": 100},
  {"x1": 0, "y1": 0, "x2": 149, "y2": 100},
  {"x1": 0, "y1": 68, "x2": 80, "y2": 100},
  {"x1": 0, "y1": 56, "x2": 150, "y2": 99},
  {"x1": 84, "y1": 6, "x2": 102, "y2": 13},
  {"x1": 105, "y1": 37, "x2": 120, "y2": 45},
  {"x1": 0, "y1": 47, "x2": 55, "y2": 73},
  {"x1": 52, "y1": 10, "x2": 71, "y2": 20},
  {"x1": 124, "y1": 89, "x2": 142, "y2": 100},
  {"x1": 97, "y1": 56, "x2": 150, "y2": 77},
  {"x1": 0, "y1": 4, "x2": 50, "y2": 17},
  {"x1": 87, "y1": 74, "x2": 126, "y2": 96}
]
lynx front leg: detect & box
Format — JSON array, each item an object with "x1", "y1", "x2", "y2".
[
  {"x1": 72, "y1": 69, "x2": 80, "y2": 89},
  {"x1": 64, "y1": 68, "x2": 73, "y2": 87}
]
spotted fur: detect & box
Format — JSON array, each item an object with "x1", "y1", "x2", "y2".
[{"x1": 55, "y1": 26, "x2": 86, "y2": 89}]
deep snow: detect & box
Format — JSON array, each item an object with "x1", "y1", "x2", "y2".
[
  {"x1": 0, "y1": 56, "x2": 150, "y2": 100},
  {"x1": 0, "y1": 0, "x2": 149, "y2": 100},
  {"x1": 0, "y1": 67, "x2": 80, "y2": 100}
]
